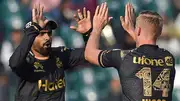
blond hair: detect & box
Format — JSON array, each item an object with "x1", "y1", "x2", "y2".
[{"x1": 136, "y1": 11, "x2": 163, "y2": 38}]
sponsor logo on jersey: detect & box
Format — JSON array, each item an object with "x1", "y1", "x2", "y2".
[
  {"x1": 34, "y1": 62, "x2": 45, "y2": 72},
  {"x1": 38, "y1": 78, "x2": 65, "y2": 92},
  {"x1": 133, "y1": 56, "x2": 173, "y2": 67},
  {"x1": 165, "y1": 56, "x2": 173, "y2": 66}
]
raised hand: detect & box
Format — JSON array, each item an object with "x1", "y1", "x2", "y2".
[
  {"x1": 120, "y1": 3, "x2": 136, "y2": 40},
  {"x1": 92, "y1": 2, "x2": 112, "y2": 33},
  {"x1": 70, "y1": 7, "x2": 92, "y2": 34},
  {"x1": 32, "y1": 3, "x2": 49, "y2": 28}
]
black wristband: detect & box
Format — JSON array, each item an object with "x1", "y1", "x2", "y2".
[
  {"x1": 83, "y1": 28, "x2": 92, "y2": 44},
  {"x1": 83, "y1": 28, "x2": 92, "y2": 36}
]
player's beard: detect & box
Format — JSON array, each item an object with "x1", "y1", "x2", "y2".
[
  {"x1": 33, "y1": 41, "x2": 51, "y2": 56},
  {"x1": 39, "y1": 47, "x2": 50, "y2": 56}
]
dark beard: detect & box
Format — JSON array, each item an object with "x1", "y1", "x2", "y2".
[
  {"x1": 39, "y1": 47, "x2": 51, "y2": 56},
  {"x1": 33, "y1": 47, "x2": 51, "y2": 57}
]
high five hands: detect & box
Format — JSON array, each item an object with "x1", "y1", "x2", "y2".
[
  {"x1": 92, "y1": 2, "x2": 112, "y2": 33},
  {"x1": 70, "y1": 7, "x2": 92, "y2": 34},
  {"x1": 32, "y1": 3, "x2": 49, "y2": 28},
  {"x1": 120, "y1": 3, "x2": 136, "y2": 40}
]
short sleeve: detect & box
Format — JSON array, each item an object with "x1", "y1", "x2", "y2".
[{"x1": 98, "y1": 49, "x2": 130, "y2": 68}]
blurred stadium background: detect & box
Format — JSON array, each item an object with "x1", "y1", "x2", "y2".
[{"x1": 0, "y1": 0, "x2": 180, "y2": 101}]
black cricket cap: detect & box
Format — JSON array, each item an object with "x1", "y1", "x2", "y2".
[{"x1": 40, "y1": 20, "x2": 58, "y2": 33}]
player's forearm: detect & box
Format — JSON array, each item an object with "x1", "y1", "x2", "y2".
[
  {"x1": 85, "y1": 29, "x2": 102, "y2": 65},
  {"x1": 9, "y1": 24, "x2": 40, "y2": 70}
]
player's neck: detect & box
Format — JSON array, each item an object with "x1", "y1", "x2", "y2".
[
  {"x1": 136, "y1": 39, "x2": 156, "y2": 47},
  {"x1": 31, "y1": 48, "x2": 49, "y2": 60}
]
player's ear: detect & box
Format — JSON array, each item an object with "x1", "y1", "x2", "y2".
[{"x1": 137, "y1": 27, "x2": 141, "y2": 36}]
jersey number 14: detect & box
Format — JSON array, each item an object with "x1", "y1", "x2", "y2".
[{"x1": 136, "y1": 67, "x2": 170, "y2": 97}]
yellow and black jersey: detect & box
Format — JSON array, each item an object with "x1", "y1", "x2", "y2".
[
  {"x1": 9, "y1": 22, "x2": 88, "y2": 101},
  {"x1": 98, "y1": 45, "x2": 175, "y2": 101}
]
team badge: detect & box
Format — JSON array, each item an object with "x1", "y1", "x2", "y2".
[{"x1": 56, "y1": 57, "x2": 63, "y2": 68}]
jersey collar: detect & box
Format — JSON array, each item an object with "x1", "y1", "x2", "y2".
[{"x1": 138, "y1": 44, "x2": 159, "y2": 50}]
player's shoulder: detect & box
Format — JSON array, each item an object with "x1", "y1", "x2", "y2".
[
  {"x1": 158, "y1": 47, "x2": 175, "y2": 58},
  {"x1": 106, "y1": 49, "x2": 132, "y2": 53},
  {"x1": 51, "y1": 46, "x2": 74, "y2": 53},
  {"x1": 50, "y1": 46, "x2": 73, "y2": 58},
  {"x1": 123, "y1": 48, "x2": 138, "y2": 55},
  {"x1": 106, "y1": 49, "x2": 133, "y2": 60}
]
